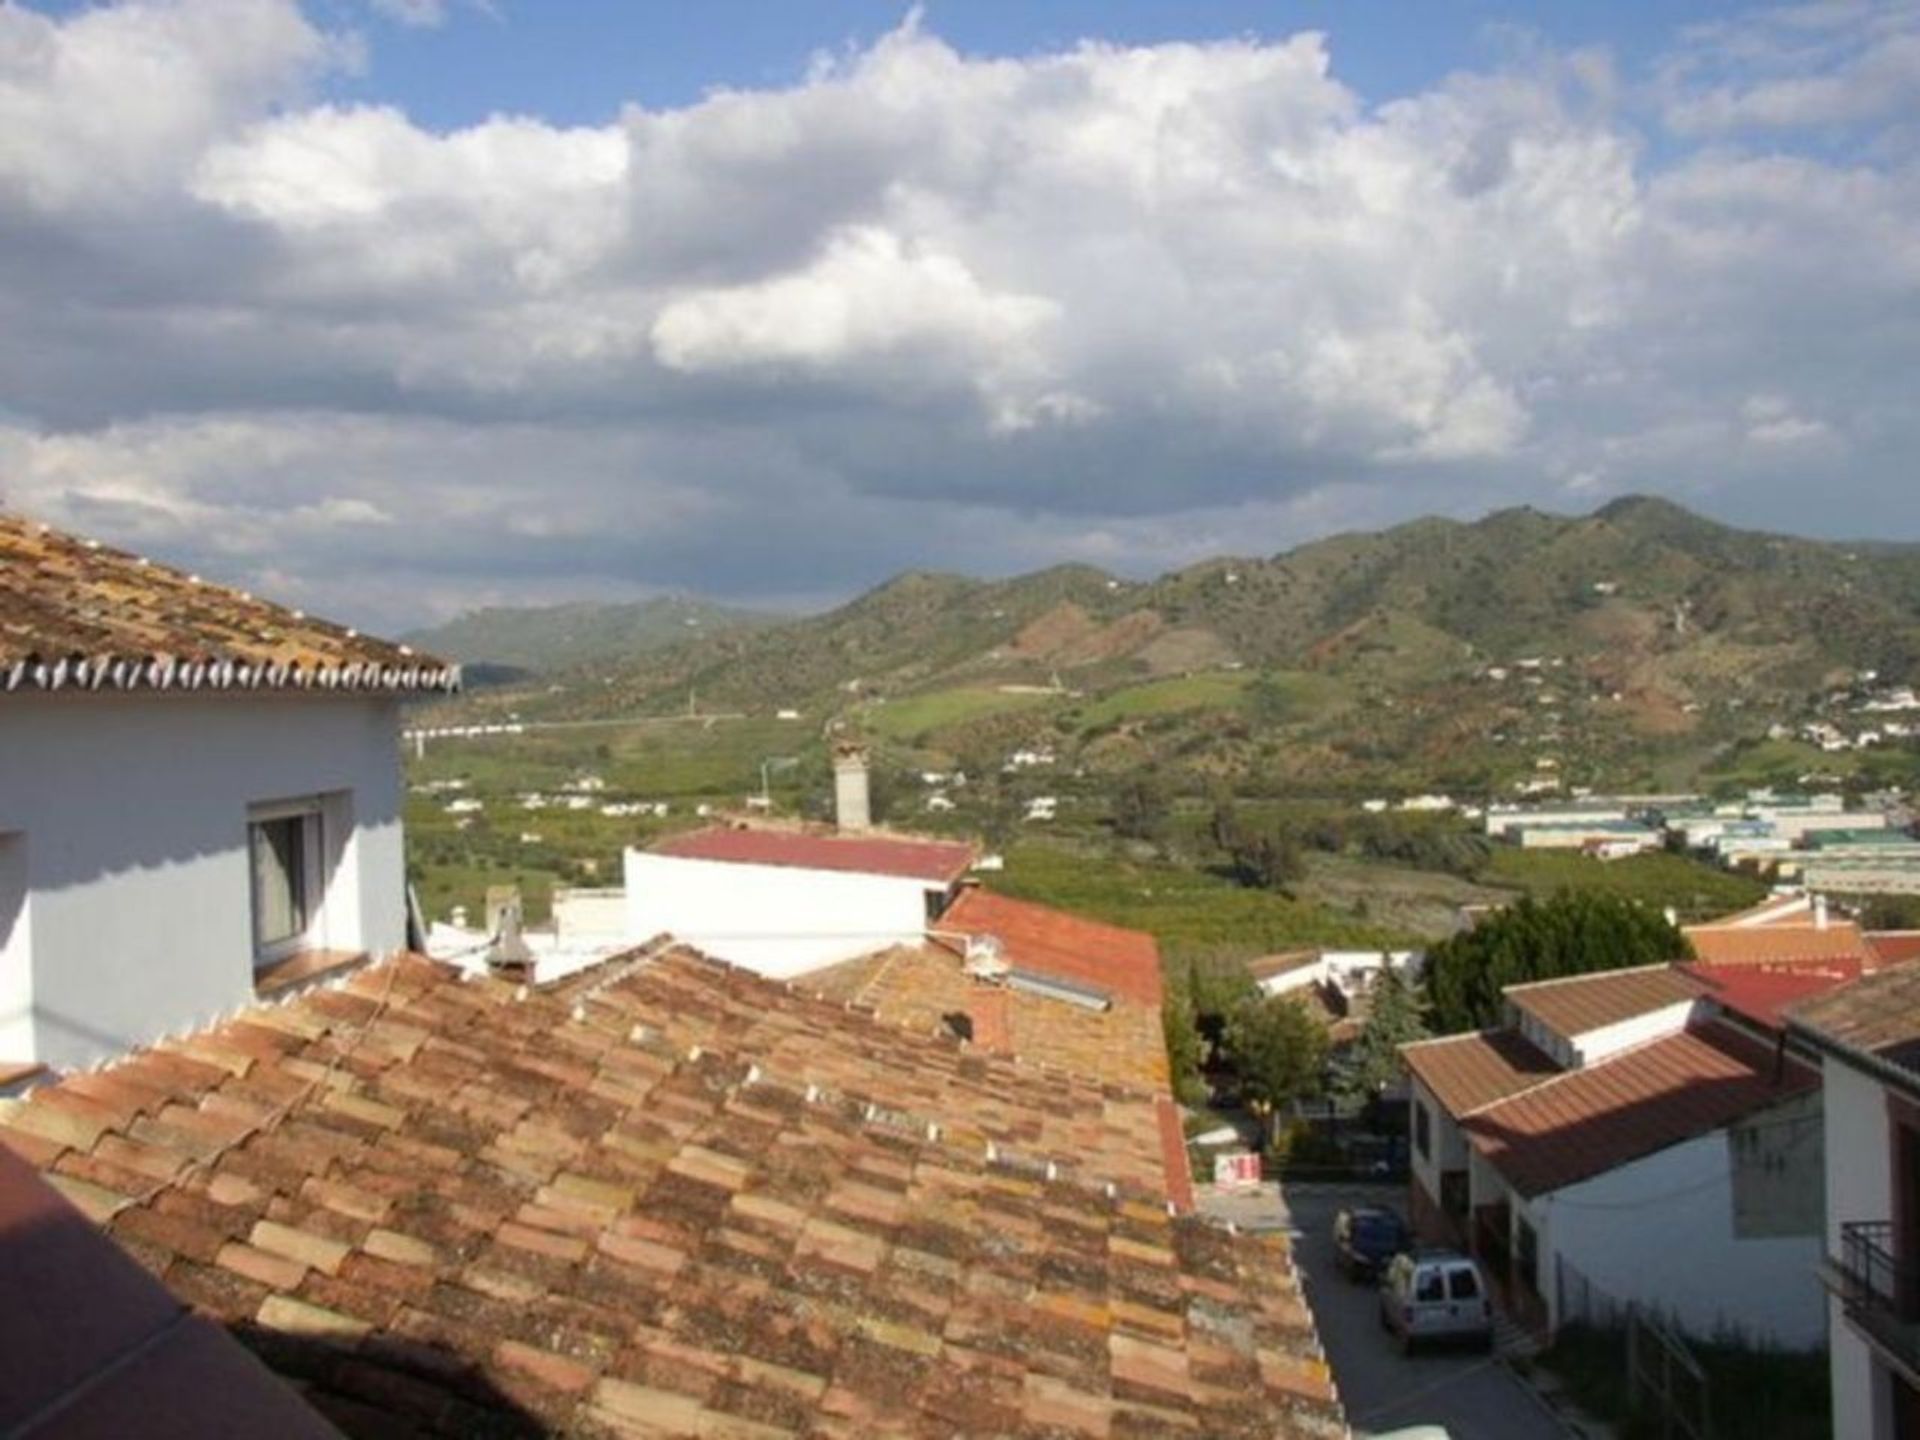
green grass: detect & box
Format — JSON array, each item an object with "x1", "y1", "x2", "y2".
[
  {"x1": 1072, "y1": 673, "x2": 1253, "y2": 728},
  {"x1": 987, "y1": 840, "x2": 1409, "y2": 958},
  {"x1": 867, "y1": 686, "x2": 1063, "y2": 741},
  {"x1": 1479, "y1": 847, "x2": 1767, "y2": 922}
]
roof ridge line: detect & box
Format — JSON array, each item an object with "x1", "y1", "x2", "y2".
[{"x1": 1504, "y1": 962, "x2": 1683, "y2": 993}]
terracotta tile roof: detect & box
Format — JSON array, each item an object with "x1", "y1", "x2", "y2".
[
  {"x1": 1504, "y1": 966, "x2": 1706, "y2": 1041},
  {"x1": 1683, "y1": 959, "x2": 1862, "y2": 1029},
  {"x1": 1868, "y1": 932, "x2": 1920, "y2": 969},
  {"x1": 941, "y1": 888, "x2": 1165, "y2": 1009},
  {"x1": 0, "y1": 949, "x2": 1343, "y2": 1439},
  {"x1": 0, "y1": 1146, "x2": 339, "y2": 1440},
  {"x1": 1461, "y1": 1021, "x2": 1817, "y2": 1197},
  {"x1": 1401, "y1": 1029, "x2": 1561, "y2": 1118},
  {"x1": 794, "y1": 944, "x2": 1171, "y2": 1094},
  {"x1": 1789, "y1": 961, "x2": 1920, "y2": 1075},
  {"x1": 652, "y1": 826, "x2": 977, "y2": 883},
  {"x1": 1683, "y1": 919, "x2": 1873, "y2": 967},
  {"x1": 0, "y1": 513, "x2": 456, "y2": 695}
]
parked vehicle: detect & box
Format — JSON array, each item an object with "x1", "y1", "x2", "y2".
[
  {"x1": 1332, "y1": 1205, "x2": 1411, "y2": 1281},
  {"x1": 1378, "y1": 1251, "x2": 1493, "y2": 1355}
]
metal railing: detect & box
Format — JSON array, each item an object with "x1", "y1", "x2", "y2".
[{"x1": 1834, "y1": 1221, "x2": 1920, "y2": 1374}]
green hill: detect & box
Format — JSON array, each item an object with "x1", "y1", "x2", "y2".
[
  {"x1": 417, "y1": 498, "x2": 1920, "y2": 792},
  {"x1": 404, "y1": 595, "x2": 779, "y2": 675}
]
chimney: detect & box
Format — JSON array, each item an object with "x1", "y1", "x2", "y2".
[
  {"x1": 833, "y1": 743, "x2": 872, "y2": 833},
  {"x1": 1814, "y1": 894, "x2": 1830, "y2": 931}
]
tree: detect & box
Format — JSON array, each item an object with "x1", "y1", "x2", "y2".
[
  {"x1": 1246, "y1": 671, "x2": 1292, "y2": 729},
  {"x1": 1110, "y1": 770, "x2": 1171, "y2": 846},
  {"x1": 1223, "y1": 993, "x2": 1329, "y2": 1143},
  {"x1": 1334, "y1": 967, "x2": 1429, "y2": 1103},
  {"x1": 1161, "y1": 975, "x2": 1209, "y2": 1108},
  {"x1": 1424, "y1": 890, "x2": 1687, "y2": 1034},
  {"x1": 1224, "y1": 818, "x2": 1307, "y2": 893}
]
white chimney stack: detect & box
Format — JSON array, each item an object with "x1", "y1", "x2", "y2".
[
  {"x1": 833, "y1": 744, "x2": 872, "y2": 833},
  {"x1": 1815, "y1": 894, "x2": 1830, "y2": 931}
]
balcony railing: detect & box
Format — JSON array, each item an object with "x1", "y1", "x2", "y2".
[{"x1": 1834, "y1": 1222, "x2": 1920, "y2": 1378}]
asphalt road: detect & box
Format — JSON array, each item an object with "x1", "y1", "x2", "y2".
[{"x1": 1209, "y1": 1181, "x2": 1571, "y2": 1440}]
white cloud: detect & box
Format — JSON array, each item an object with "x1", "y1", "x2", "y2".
[{"x1": 0, "y1": 1, "x2": 1914, "y2": 623}]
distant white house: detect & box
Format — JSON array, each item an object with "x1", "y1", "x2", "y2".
[
  {"x1": 623, "y1": 758, "x2": 979, "y2": 977},
  {"x1": 1247, "y1": 949, "x2": 1422, "y2": 1001},
  {"x1": 0, "y1": 514, "x2": 458, "y2": 1074},
  {"x1": 1024, "y1": 796, "x2": 1058, "y2": 822}
]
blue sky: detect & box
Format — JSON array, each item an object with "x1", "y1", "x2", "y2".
[
  {"x1": 316, "y1": 2, "x2": 1751, "y2": 128},
  {"x1": 2, "y1": 0, "x2": 1916, "y2": 625}
]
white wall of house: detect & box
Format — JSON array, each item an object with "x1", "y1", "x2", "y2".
[
  {"x1": 623, "y1": 850, "x2": 942, "y2": 977},
  {"x1": 1823, "y1": 1060, "x2": 1893, "y2": 1252},
  {"x1": 1409, "y1": 1076, "x2": 1470, "y2": 1218},
  {"x1": 0, "y1": 692, "x2": 407, "y2": 1070},
  {"x1": 1821, "y1": 1057, "x2": 1898, "y2": 1440},
  {"x1": 1570, "y1": 1000, "x2": 1700, "y2": 1067},
  {"x1": 0, "y1": 831, "x2": 30, "y2": 1062},
  {"x1": 1532, "y1": 1109, "x2": 1825, "y2": 1348}
]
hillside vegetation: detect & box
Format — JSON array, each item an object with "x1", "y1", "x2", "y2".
[{"x1": 418, "y1": 497, "x2": 1920, "y2": 795}]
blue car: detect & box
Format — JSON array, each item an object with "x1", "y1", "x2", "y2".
[{"x1": 1333, "y1": 1205, "x2": 1412, "y2": 1282}]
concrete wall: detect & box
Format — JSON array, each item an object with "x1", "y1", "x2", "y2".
[
  {"x1": 1534, "y1": 1108, "x2": 1826, "y2": 1348},
  {"x1": 0, "y1": 692, "x2": 406, "y2": 1069},
  {"x1": 623, "y1": 850, "x2": 940, "y2": 978}
]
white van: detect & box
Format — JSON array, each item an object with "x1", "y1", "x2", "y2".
[{"x1": 1378, "y1": 1251, "x2": 1493, "y2": 1354}]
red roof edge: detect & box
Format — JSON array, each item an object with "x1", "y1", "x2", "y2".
[{"x1": 1157, "y1": 1095, "x2": 1196, "y2": 1214}]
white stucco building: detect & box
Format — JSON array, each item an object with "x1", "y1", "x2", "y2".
[
  {"x1": 1789, "y1": 966, "x2": 1920, "y2": 1440},
  {"x1": 623, "y1": 825, "x2": 977, "y2": 978},
  {"x1": 1403, "y1": 964, "x2": 1827, "y2": 1346},
  {"x1": 0, "y1": 514, "x2": 456, "y2": 1076}
]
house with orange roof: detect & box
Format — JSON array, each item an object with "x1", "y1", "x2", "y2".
[
  {"x1": 0, "y1": 515, "x2": 457, "y2": 1079},
  {"x1": 0, "y1": 943, "x2": 1346, "y2": 1438},
  {"x1": 790, "y1": 887, "x2": 1194, "y2": 1211},
  {"x1": 1403, "y1": 962, "x2": 1829, "y2": 1345}
]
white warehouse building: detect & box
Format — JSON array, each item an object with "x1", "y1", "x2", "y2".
[{"x1": 0, "y1": 515, "x2": 457, "y2": 1077}]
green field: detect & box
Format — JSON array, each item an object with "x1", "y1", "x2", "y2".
[
  {"x1": 986, "y1": 840, "x2": 1408, "y2": 959},
  {"x1": 1479, "y1": 847, "x2": 1767, "y2": 921},
  {"x1": 1072, "y1": 673, "x2": 1251, "y2": 727},
  {"x1": 867, "y1": 686, "x2": 1063, "y2": 742}
]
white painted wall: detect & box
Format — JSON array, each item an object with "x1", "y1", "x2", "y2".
[
  {"x1": 1821, "y1": 1057, "x2": 1898, "y2": 1440},
  {"x1": 1823, "y1": 1060, "x2": 1894, "y2": 1252},
  {"x1": 0, "y1": 832, "x2": 30, "y2": 1062},
  {"x1": 1571, "y1": 999, "x2": 1699, "y2": 1067},
  {"x1": 551, "y1": 887, "x2": 628, "y2": 941},
  {"x1": 0, "y1": 692, "x2": 407, "y2": 1070},
  {"x1": 1410, "y1": 1075, "x2": 1470, "y2": 1216},
  {"x1": 1534, "y1": 1107, "x2": 1825, "y2": 1348},
  {"x1": 623, "y1": 850, "x2": 942, "y2": 978}
]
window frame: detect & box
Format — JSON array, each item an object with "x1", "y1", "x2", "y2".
[
  {"x1": 248, "y1": 798, "x2": 324, "y2": 967},
  {"x1": 1415, "y1": 1099, "x2": 1432, "y2": 1160}
]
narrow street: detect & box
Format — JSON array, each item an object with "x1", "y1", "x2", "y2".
[{"x1": 1204, "y1": 1181, "x2": 1571, "y2": 1440}]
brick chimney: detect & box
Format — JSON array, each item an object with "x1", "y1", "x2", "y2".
[{"x1": 833, "y1": 743, "x2": 872, "y2": 833}]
